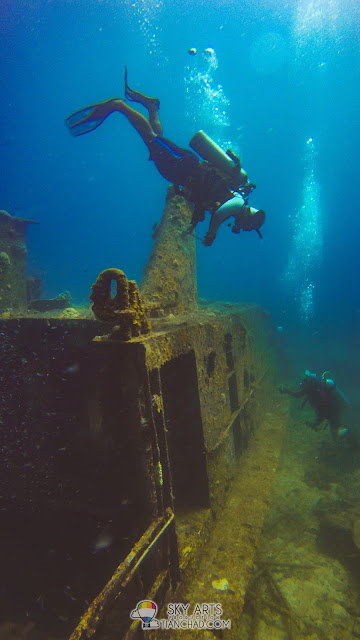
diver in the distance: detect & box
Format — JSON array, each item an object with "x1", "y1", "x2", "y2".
[
  {"x1": 280, "y1": 370, "x2": 358, "y2": 447},
  {"x1": 65, "y1": 67, "x2": 265, "y2": 246}
]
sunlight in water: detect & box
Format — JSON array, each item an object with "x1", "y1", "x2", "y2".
[
  {"x1": 284, "y1": 138, "x2": 323, "y2": 323},
  {"x1": 292, "y1": 0, "x2": 341, "y2": 67},
  {"x1": 184, "y1": 48, "x2": 236, "y2": 153},
  {"x1": 123, "y1": 0, "x2": 167, "y2": 65},
  {"x1": 250, "y1": 32, "x2": 287, "y2": 74}
]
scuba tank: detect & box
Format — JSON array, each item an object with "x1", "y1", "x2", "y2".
[
  {"x1": 304, "y1": 370, "x2": 351, "y2": 407},
  {"x1": 321, "y1": 371, "x2": 351, "y2": 406},
  {"x1": 189, "y1": 130, "x2": 248, "y2": 188}
]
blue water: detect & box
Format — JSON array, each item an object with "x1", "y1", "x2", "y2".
[{"x1": 1, "y1": 0, "x2": 359, "y2": 362}]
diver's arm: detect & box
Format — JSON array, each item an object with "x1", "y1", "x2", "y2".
[
  {"x1": 191, "y1": 203, "x2": 206, "y2": 226},
  {"x1": 203, "y1": 194, "x2": 246, "y2": 246},
  {"x1": 279, "y1": 385, "x2": 306, "y2": 398}
]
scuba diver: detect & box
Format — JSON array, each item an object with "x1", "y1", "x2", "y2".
[
  {"x1": 65, "y1": 67, "x2": 265, "y2": 246},
  {"x1": 280, "y1": 370, "x2": 358, "y2": 447}
]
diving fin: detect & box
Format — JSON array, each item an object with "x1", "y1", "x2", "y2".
[
  {"x1": 65, "y1": 99, "x2": 119, "y2": 137},
  {"x1": 65, "y1": 105, "x2": 104, "y2": 137}
]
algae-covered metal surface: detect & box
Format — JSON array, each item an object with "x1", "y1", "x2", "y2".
[
  {"x1": 151, "y1": 398, "x2": 288, "y2": 640},
  {"x1": 0, "y1": 301, "x2": 281, "y2": 639},
  {"x1": 0, "y1": 191, "x2": 285, "y2": 639},
  {"x1": 0, "y1": 209, "x2": 37, "y2": 313},
  {"x1": 140, "y1": 188, "x2": 197, "y2": 316}
]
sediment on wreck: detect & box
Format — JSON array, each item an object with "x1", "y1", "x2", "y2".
[
  {"x1": 0, "y1": 187, "x2": 286, "y2": 640},
  {"x1": 140, "y1": 186, "x2": 197, "y2": 316},
  {"x1": 0, "y1": 209, "x2": 37, "y2": 312}
]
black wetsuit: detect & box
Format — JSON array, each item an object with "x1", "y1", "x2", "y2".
[
  {"x1": 148, "y1": 137, "x2": 233, "y2": 226},
  {"x1": 148, "y1": 136, "x2": 199, "y2": 186},
  {"x1": 282, "y1": 375, "x2": 351, "y2": 438},
  {"x1": 186, "y1": 161, "x2": 233, "y2": 225},
  {"x1": 300, "y1": 377, "x2": 344, "y2": 432}
]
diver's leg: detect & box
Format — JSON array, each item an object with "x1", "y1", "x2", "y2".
[
  {"x1": 328, "y1": 417, "x2": 354, "y2": 443},
  {"x1": 148, "y1": 106, "x2": 162, "y2": 137},
  {"x1": 111, "y1": 99, "x2": 156, "y2": 147},
  {"x1": 342, "y1": 427, "x2": 360, "y2": 449},
  {"x1": 305, "y1": 418, "x2": 324, "y2": 431},
  {"x1": 124, "y1": 66, "x2": 163, "y2": 136}
]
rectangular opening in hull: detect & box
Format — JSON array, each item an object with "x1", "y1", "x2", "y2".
[{"x1": 160, "y1": 352, "x2": 209, "y2": 510}]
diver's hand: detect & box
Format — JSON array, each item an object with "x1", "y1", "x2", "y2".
[{"x1": 202, "y1": 233, "x2": 215, "y2": 247}]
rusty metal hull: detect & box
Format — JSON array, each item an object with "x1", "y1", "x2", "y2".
[{"x1": 0, "y1": 302, "x2": 284, "y2": 639}]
